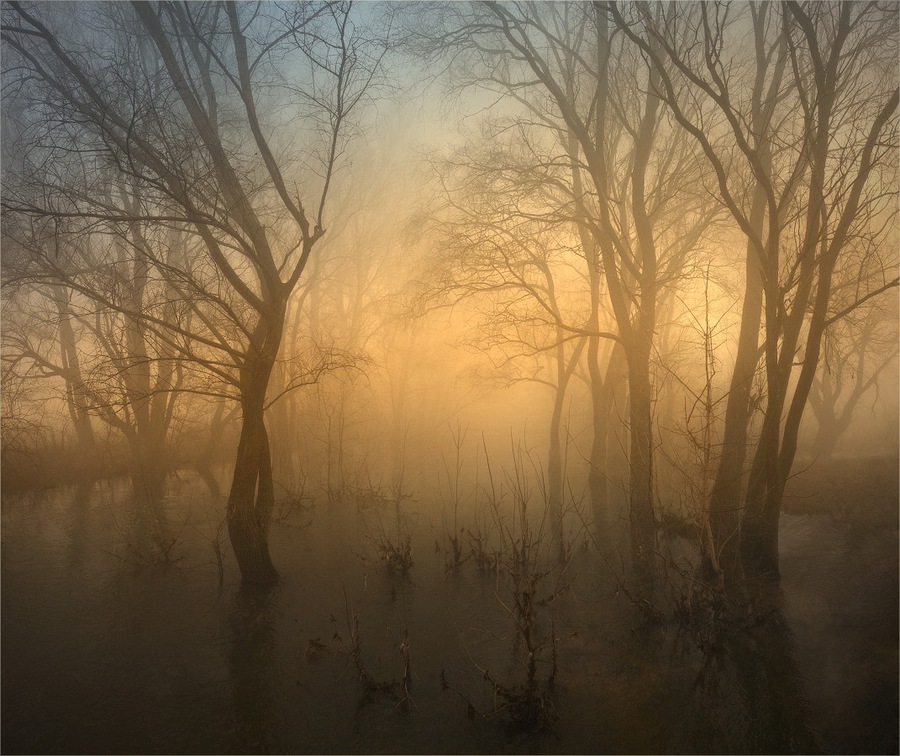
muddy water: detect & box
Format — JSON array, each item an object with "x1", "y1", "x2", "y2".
[{"x1": 2, "y1": 470, "x2": 897, "y2": 754}]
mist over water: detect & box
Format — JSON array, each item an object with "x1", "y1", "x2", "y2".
[
  {"x1": 2, "y1": 460, "x2": 897, "y2": 754},
  {"x1": 1, "y1": 2, "x2": 898, "y2": 753}
]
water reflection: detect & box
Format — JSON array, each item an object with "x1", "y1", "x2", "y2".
[
  {"x1": 673, "y1": 585, "x2": 820, "y2": 753},
  {"x1": 64, "y1": 481, "x2": 94, "y2": 570},
  {"x1": 228, "y1": 586, "x2": 278, "y2": 752},
  {"x1": 1, "y1": 478, "x2": 895, "y2": 754},
  {"x1": 742, "y1": 587, "x2": 819, "y2": 753},
  {"x1": 113, "y1": 481, "x2": 181, "y2": 568}
]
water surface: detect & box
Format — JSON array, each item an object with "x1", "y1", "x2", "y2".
[{"x1": 2, "y1": 466, "x2": 897, "y2": 754}]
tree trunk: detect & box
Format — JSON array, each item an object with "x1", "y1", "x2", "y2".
[
  {"x1": 627, "y1": 338, "x2": 656, "y2": 577},
  {"x1": 810, "y1": 410, "x2": 849, "y2": 463},
  {"x1": 197, "y1": 401, "x2": 232, "y2": 498},
  {"x1": 128, "y1": 431, "x2": 167, "y2": 504},
  {"x1": 740, "y1": 368, "x2": 788, "y2": 578},
  {"x1": 739, "y1": 495, "x2": 781, "y2": 580},
  {"x1": 626, "y1": 54, "x2": 660, "y2": 581},
  {"x1": 705, "y1": 192, "x2": 765, "y2": 582},
  {"x1": 227, "y1": 381, "x2": 279, "y2": 585},
  {"x1": 227, "y1": 314, "x2": 282, "y2": 585},
  {"x1": 54, "y1": 287, "x2": 95, "y2": 451},
  {"x1": 743, "y1": 271, "x2": 837, "y2": 580},
  {"x1": 547, "y1": 400, "x2": 564, "y2": 551},
  {"x1": 586, "y1": 328, "x2": 608, "y2": 533}
]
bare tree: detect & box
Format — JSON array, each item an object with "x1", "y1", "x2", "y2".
[
  {"x1": 1, "y1": 280, "x2": 97, "y2": 450},
  {"x1": 2, "y1": 1, "x2": 386, "y2": 584},
  {"x1": 614, "y1": 0, "x2": 898, "y2": 579},
  {"x1": 414, "y1": 149, "x2": 591, "y2": 554},
  {"x1": 411, "y1": 2, "x2": 718, "y2": 581},
  {"x1": 807, "y1": 291, "x2": 898, "y2": 461}
]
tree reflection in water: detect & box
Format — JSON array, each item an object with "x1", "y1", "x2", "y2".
[
  {"x1": 228, "y1": 586, "x2": 277, "y2": 753},
  {"x1": 0, "y1": 481, "x2": 895, "y2": 754},
  {"x1": 671, "y1": 585, "x2": 820, "y2": 753}
]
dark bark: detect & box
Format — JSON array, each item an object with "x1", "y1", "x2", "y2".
[
  {"x1": 196, "y1": 401, "x2": 231, "y2": 499},
  {"x1": 626, "y1": 338, "x2": 656, "y2": 576},
  {"x1": 226, "y1": 310, "x2": 285, "y2": 585},
  {"x1": 705, "y1": 190, "x2": 765, "y2": 582},
  {"x1": 586, "y1": 326, "x2": 607, "y2": 535},
  {"x1": 624, "y1": 34, "x2": 661, "y2": 580},
  {"x1": 227, "y1": 380, "x2": 279, "y2": 585},
  {"x1": 54, "y1": 287, "x2": 96, "y2": 450}
]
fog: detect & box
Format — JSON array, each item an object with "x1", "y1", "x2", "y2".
[{"x1": 1, "y1": 2, "x2": 897, "y2": 754}]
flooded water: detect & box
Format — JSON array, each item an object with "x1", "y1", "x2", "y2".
[{"x1": 2, "y1": 467, "x2": 897, "y2": 754}]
